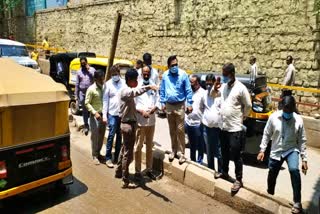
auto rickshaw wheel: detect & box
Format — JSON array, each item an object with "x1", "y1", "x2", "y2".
[
  {"x1": 54, "y1": 180, "x2": 69, "y2": 194},
  {"x1": 70, "y1": 100, "x2": 80, "y2": 115}
]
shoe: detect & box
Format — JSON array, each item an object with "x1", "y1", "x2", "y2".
[
  {"x1": 178, "y1": 155, "x2": 186, "y2": 165},
  {"x1": 214, "y1": 172, "x2": 223, "y2": 179},
  {"x1": 146, "y1": 170, "x2": 157, "y2": 180},
  {"x1": 197, "y1": 158, "x2": 203, "y2": 165},
  {"x1": 220, "y1": 173, "x2": 231, "y2": 181},
  {"x1": 84, "y1": 127, "x2": 89, "y2": 136},
  {"x1": 168, "y1": 152, "x2": 175, "y2": 162},
  {"x1": 231, "y1": 180, "x2": 243, "y2": 193},
  {"x1": 93, "y1": 157, "x2": 100, "y2": 165},
  {"x1": 106, "y1": 160, "x2": 114, "y2": 168},
  {"x1": 134, "y1": 172, "x2": 143, "y2": 181},
  {"x1": 122, "y1": 180, "x2": 129, "y2": 189},
  {"x1": 267, "y1": 188, "x2": 275, "y2": 195},
  {"x1": 291, "y1": 203, "x2": 303, "y2": 214},
  {"x1": 115, "y1": 172, "x2": 122, "y2": 179}
]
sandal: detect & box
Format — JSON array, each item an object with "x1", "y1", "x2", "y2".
[
  {"x1": 291, "y1": 203, "x2": 303, "y2": 214},
  {"x1": 231, "y1": 180, "x2": 243, "y2": 192}
]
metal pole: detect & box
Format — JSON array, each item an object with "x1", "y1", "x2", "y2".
[{"x1": 106, "y1": 12, "x2": 122, "y2": 81}]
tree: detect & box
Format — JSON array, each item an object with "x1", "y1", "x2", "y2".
[{"x1": 0, "y1": 0, "x2": 23, "y2": 12}]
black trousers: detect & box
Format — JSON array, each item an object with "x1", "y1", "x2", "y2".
[{"x1": 220, "y1": 131, "x2": 244, "y2": 181}]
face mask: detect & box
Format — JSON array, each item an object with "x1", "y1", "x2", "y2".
[
  {"x1": 206, "y1": 85, "x2": 213, "y2": 93},
  {"x1": 170, "y1": 66, "x2": 178, "y2": 74},
  {"x1": 221, "y1": 75, "x2": 230, "y2": 84},
  {"x1": 112, "y1": 75, "x2": 120, "y2": 82},
  {"x1": 282, "y1": 112, "x2": 293, "y2": 120},
  {"x1": 143, "y1": 79, "x2": 150, "y2": 85}
]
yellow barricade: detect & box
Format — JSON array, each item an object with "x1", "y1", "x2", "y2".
[
  {"x1": 24, "y1": 43, "x2": 320, "y2": 95},
  {"x1": 267, "y1": 83, "x2": 320, "y2": 94}
]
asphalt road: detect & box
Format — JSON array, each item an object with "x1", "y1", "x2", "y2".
[{"x1": 0, "y1": 126, "x2": 238, "y2": 214}]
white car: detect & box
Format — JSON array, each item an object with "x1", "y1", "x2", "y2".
[{"x1": 0, "y1": 39, "x2": 41, "y2": 73}]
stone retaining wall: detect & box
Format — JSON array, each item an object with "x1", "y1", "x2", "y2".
[{"x1": 35, "y1": 0, "x2": 320, "y2": 115}]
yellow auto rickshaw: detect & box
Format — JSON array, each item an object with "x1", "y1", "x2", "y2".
[
  {"x1": 49, "y1": 52, "x2": 133, "y2": 115},
  {"x1": 0, "y1": 59, "x2": 73, "y2": 200}
]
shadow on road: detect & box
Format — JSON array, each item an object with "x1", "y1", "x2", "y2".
[
  {"x1": 0, "y1": 177, "x2": 88, "y2": 213},
  {"x1": 128, "y1": 172, "x2": 172, "y2": 203},
  {"x1": 307, "y1": 176, "x2": 320, "y2": 213}
]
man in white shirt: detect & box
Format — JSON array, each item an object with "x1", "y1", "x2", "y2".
[
  {"x1": 257, "y1": 96, "x2": 308, "y2": 214},
  {"x1": 279, "y1": 56, "x2": 296, "y2": 109},
  {"x1": 212, "y1": 63, "x2": 252, "y2": 193},
  {"x1": 134, "y1": 65, "x2": 158, "y2": 180},
  {"x1": 248, "y1": 56, "x2": 258, "y2": 78},
  {"x1": 137, "y1": 53, "x2": 160, "y2": 86},
  {"x1": 200, "y1": 74, "x2": 223, "y2": 178},
  {"x1": 185, "y1": 74, "x2": 206, "y2": 163},
  {"x1": 103, "y1": 65, "x2": 126, "y2": 168},
  {"x1": 283, "y1": 55, "x2": 295, "y2": 87}
]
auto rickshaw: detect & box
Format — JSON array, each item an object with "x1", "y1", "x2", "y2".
[
  {"x1": 49, "y1": 53, "x2": 133, "y2": 115},
  {"x1": 0, "y1": 59, "x2": 73, "y2": 201},
  {"x1": 197, "y1": 72, "x2": 273, "y2": 157}
]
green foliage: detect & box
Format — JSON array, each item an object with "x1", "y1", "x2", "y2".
[{"x1": 0, "y1": 0, "x2": 23, "y2": 12}]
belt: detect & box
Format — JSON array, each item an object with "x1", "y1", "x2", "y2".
[
  {"x1": 120, "y1": 117, "x2": 136, "y2": 124},
  {"x1": 121, "y1": 120, "x2": 136, "y2": 124},
  {"x1": 166, "y1": 101, "x2": 185, "y2": 105}
]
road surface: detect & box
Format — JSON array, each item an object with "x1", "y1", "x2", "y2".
[{"x1": 0, "y1": 126, "x2": 238, "y2": 214}]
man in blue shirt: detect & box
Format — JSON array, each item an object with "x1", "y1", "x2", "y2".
[{"x1": 160, "y1": 55, "x2": 193, "y2": 164}]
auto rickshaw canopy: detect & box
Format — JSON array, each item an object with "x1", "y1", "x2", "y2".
[
  {"x1": 0, "y1": 58, "x2": 69, "y2": 108},
  {"x1": 0, "y1": 59, "x2": 70, "y2": 147}
]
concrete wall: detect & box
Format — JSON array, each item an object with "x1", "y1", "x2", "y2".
[
  {"x1": 303, "y1": 116, "x2": 320, "y2": 148},
  {"x1": 35, "y1": 0, "x2": 320, "y2": 115}
]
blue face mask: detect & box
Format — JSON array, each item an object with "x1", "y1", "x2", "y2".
[
  {"x1": 170, "y1": 66, "x2": 179, "y2": 74},
  {"x1": 143, "y1": 79, "x2": 150, "y2": 85},
  {"x1": 221, "y1": 75, "x2": 230, "y2": 84},
  {"x1": 112, "y1": 75, "x2": 120, "y2": 82},
  {"x1": 282, "y1": 112, "x2": 293, "y2": 120}
]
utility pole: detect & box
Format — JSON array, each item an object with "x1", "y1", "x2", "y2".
[{"x1": 106, "y1": 12, "x2": 122, "y2": 81}]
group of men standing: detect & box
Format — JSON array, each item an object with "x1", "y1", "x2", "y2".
[
  {"x1": 161, "y1": 60, "x2": 252, "y2": 193},
  {"x1": 76, "y1": 53, "x2": 160, "y2": 187},
  {"x1": 75, "y1": 53, "x2": 308, "y2": 213}
]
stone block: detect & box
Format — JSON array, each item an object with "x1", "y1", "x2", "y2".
[
  {"x1": 162, "y1": 156, "x2": 172, "y2": 176},
  {"x1": 165, "y1": 158, "x2": 188, "y2": 183},
  {"x1": 277, "y1": 205, "x2": 292, "y2": 214},
  {"x1": 184, "y1": 163, "x2": 215, "y2": 197},
  {"x1": 38, "y1": 59, "x2": 50, "y2": 75}
]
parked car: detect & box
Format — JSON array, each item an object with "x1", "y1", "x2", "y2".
[{"x1": 0, "y1": 39, "x2": 41, "y2": 73}]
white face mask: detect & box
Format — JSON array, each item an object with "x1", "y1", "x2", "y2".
[{"x1": 112, "y1": 75, "x2": 120, "y2": 82}]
